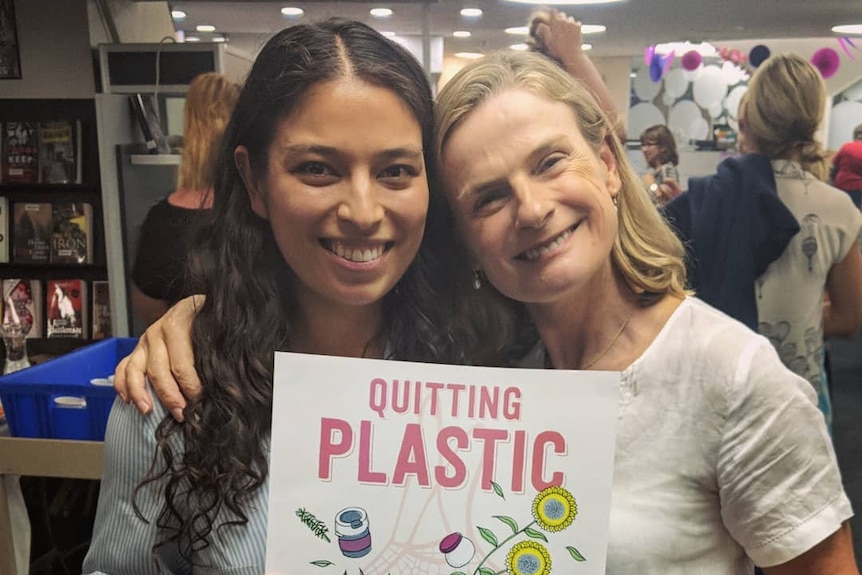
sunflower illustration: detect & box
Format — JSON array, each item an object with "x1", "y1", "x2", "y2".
[
  {"x1": 506, "y1": 540, "x2": 552, "y2": 575},
  {"x1": 531, "y1": 486, "x2": 577, "y2": 532}
]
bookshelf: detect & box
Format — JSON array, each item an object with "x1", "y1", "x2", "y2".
[{"x1": 0, "y1": 98, "x2": 109, "y2": 362}]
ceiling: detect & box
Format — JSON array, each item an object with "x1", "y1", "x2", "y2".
[{"x1": 166, "y1": 0, "x2": 862, "y2": 60}]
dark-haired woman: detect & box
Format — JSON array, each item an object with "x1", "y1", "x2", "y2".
[
  {"x1": 83, "y1": 19, "x2": 462, "y2": 573},
  {"x1": 640, "y1": 124, "x2": 680, "y2": 205}
]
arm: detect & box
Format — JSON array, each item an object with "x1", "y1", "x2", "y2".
[
  {"x1": 529, "y1": 9, "x2": 626, "y2": 140},
  {"x1": 764, "y1": 522, "x2": 857, "y2": 574},
  {"x1": 130, "y1": 285, "x2": 170, "y2": 327},
  {"x1": 824, "y1": 240, "x2": 862, "y2": 338},
  {"x1": 114, "y1": 295, "x2": 204, "y2": 422},
  {"x1": 717, "y1": 341, "x2": 855, "y2": 569},
  {"x1": 82, "y1": 399, "x2": 185, "y2": 574}
]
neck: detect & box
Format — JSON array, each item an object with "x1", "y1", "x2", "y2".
[
  {"x1": 290, "y1": 291, "x2": 386, "y2": 359},
  {"x1": 168, "y1": 187, "x2": 213, "y2": 209}
]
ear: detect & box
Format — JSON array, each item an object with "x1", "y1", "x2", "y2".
[
  {"x1": 235, "y1": 145, "x2": 268, "y2": 219},
  {"x1": 598, "y1": 141, "x2": 622, "y2": 201}
]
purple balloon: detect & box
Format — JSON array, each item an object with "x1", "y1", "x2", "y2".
[
  {"x1": 649, "y1": 54, "x2": 665, "y2": 82},
  {"x1": 681, "y1": 50, "x2": 702, "y2": 71},
  {"x1": 749, "y1": 44, "x2": 770, "y2": 68},
  {"x1": 811, "y1": 47, "x2": 840, "y2": 79}
]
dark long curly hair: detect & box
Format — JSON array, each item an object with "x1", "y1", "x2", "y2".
[{"x1": 134, "y1": 18, "x2": 464, "y2": 562}]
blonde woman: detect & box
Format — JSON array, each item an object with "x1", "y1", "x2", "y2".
[
  {"x1": 667, "y1": 54, "x2": 862, "y2": 428},
  {"x1": 130, "y1": 72, "x2": 239, "y2": 325}
]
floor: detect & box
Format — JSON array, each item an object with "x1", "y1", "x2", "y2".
[{"x1": 828, "y1": 329, "x2": 862, "y2": 560}]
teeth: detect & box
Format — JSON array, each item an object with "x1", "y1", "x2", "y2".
[
  {"x1": 328, "y1": 242, "x2": 385, "y2": 263},
  {"x1": 524, "y1": 228, "x2": 573, "y2": 261}
]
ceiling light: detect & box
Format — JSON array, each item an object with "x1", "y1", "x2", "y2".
[
  {"x1": 196, "y1": 24, "x2": 216, "y2": 32},
  {"x1": 504, "y1": 0, "x2": 622, "y2": 4},
  {"x1": 381, "y1": 31, "x2": 397, "y2": 38},
  {"x1": 510, "y1": 43, "x2": 529, "y2": 51},
  {"x1": 281, "y1": 7, "x2": 304, "y2": 17},
  {"x1": 832, "y1": 24, "x2": 862, "y2": 35},
  {"x1": 171, "y1": 10, "x2": 186, "y2": 20},
  {"x1": 654, "y1": 41, "x2": 715, "y2": 56},
  {"x1": 505, "y1": 26, "x2": 529, "y2": 35},
  {"x1": 212, "y1": 36, "x2": 226, "y2": 43},
  {"x1": 185, "y1": 36, "x2": 200, "y2": 42},
  {"x1": 453, "y1": 30, "x2": 471, "y2": 38},
  {"x1": 370, "y1": 8, "x2": 393, "y2": 17},
  {"x1": 581, "y1": 43, "x2": 592, "y2": 51},
  {"x1": 460, "y1": 8, "x2": 483, "y2": 17},
  {"x1": 581, "y1": 24, "x2": 606, "y2": 34},
  {"x1": 455, "y1": 52, "x2": 484, "y2": 59}
]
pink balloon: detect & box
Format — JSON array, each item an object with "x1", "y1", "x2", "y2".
[
  {"x1": 811, "y1": 47, "x2": 840, "y2": 79},
  {"x1": 681, "y1": 50, "x2": 702, "y2": 71},
  {"x1": 644, "y1": 45, "x2": 655, "y2": 66}
]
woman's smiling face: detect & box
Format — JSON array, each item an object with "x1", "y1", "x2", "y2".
[
  {"x1": 238, "y1": 77, "x2": 429, "y2": 311},
  {"x1": 441, "y1": 88, "x2": 621, "y2": 305}
]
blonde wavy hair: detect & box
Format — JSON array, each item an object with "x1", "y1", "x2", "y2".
[
  {"x1": 434, "y1": 50, "x2": 687, "y2": 302},
  {"x1": 179, "y1": 72, "x2": 239, "y2": 192},
  {"x1": 744, "y1": 53, "x2": 828, "y2": 180}
]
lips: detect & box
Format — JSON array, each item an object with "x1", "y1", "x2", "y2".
[
  {"x1": 321, "y1": 239, "x2": 392, "y2": 263},
  {"x1": 517, "y1": 224, "x2": 578, "y2": 261}
]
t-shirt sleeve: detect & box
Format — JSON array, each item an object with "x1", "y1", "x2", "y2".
[
  {"x1": 716, "y1": 339, "x2": 853, "y2": 567},
  {"x1": 131, "y1": 204, "x2": 192, "y2": 303}
]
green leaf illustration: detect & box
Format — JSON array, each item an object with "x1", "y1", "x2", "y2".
[
  {"x1": 310, "y1": 559, "x2": 334, "y2": 567},
  {"x1": 477, "y1": 526, "x2": 499, "y2": 547},
  {"x1": 567, "y1": 546, "x2": 587, "y2": 561},
  {"x1": 478, "y1": 568, "x2": 496, "y2": 575},
  {"x1": 523, "y1": 527, "x2": 548, "y2": 542},
  {"x1": 491, "y1": 481, "x2": 505, "y2": 500},
  {"x1": 451, "y1": 572, "x2": 467, "y2": 575},
  {"x1": 493, "y1": 515, "x2": 519, "y2": 534},
  {"x1": 359, "y1": 569, "x2": 366, "y2": 575}
]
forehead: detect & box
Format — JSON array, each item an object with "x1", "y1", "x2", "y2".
[{"x1": 278, "y1": 78, "x2": 422, "y2": 144}]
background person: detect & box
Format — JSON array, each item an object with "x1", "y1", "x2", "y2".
[{"x1": 640, "y1": 124, "x2": 681, "y2": 204}]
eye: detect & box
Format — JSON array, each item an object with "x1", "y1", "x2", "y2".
[
  {"x1": 378, "y1": 164, "x2": 420, "y2": 189},
  {"x1": 296, "y1": 161, "x2": 333, "y2": 176},
  {"x1": 472, "y1": 187, "x2": 508, "y2": 214}
]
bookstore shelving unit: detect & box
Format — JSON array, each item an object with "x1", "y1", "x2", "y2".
[{"x1": 0, "y1": 98, "x2": 108, "y2": 361}]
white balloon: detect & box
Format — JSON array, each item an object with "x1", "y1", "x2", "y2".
[
  {"x1": 829, "y1": 100, "x2": 862, "y2": 150},
  {"x1": 725, "y1": 86, "x2": 748, "y2": 120},
  {"x1": 663, "y1": 92, "x2": 677, "y2": 106},
  {"x1": 664, "y1": 69, "x2": 690, "y2": 99},
  {"x1": 692, "y1": 66, "x2": 726, "y2": 109},
  {"x1": 708, "y1": 102, "x2": 724, "y2": 119},
  {"x1": 633, "y1": 66, "x2": 662, "y2": 101},
  {"x1": 689, "y1": 117, "x2": 710, "y2": 141},
  {"x1": 668, "y1": 100, "x2": 703, "y2": 139},
  {"x1": 628, "y1": 103, "x2": 666, "y2": 138}
]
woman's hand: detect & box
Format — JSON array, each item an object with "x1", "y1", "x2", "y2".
[
  {"x1": 113, "y1": 295, "x2": 205, "y2": 422},
  {"x1": 528, "y1": 9, "x2": 584, "y2": 66}
]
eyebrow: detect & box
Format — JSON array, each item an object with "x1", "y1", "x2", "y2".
[{"x1": 281, "y1": 143, "x2": 424, "y2": 162}]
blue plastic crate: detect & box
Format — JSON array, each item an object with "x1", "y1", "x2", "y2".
[{"x1": 0, "y1": 337, "x2": 138, "y2": 440}]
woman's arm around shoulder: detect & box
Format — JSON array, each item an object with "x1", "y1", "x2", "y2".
[{"x1": 764, "y1": 522, "x2": 858, "y2": 574}]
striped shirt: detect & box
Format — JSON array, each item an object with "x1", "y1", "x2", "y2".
[{"x1": 82, "y1": 398, "x2": 269, "y2": 574}]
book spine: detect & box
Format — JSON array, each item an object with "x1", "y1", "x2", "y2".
[{"x1": 0, "y1": 196, "x2": 8, "y2": 263}]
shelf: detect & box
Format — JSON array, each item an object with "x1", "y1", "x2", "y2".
[
  {"x1": 0, "y1": 183, "x2": 99, "y2": 193},
  {"x1": 0, "y1": 264, "x2": 107, "y2": 281},
  {"x1": 129, "y1": 154, "x2": 181, "y2": 166}
]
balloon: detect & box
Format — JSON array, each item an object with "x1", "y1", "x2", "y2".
[
  {"x1": 663, "y1": 50, "x2": 676, "y2": 76},
  {"x1": 811, "y1": 47, "x2": 840, "y2": 79},
  {"x1": 649, "y1": 54, "x2": 665, "y2": 82},
  {"x1": 681, "y1": 50, "x2": 702, "y2": 71},
  {"x1": 749, "y1": 45, "x2": 770, "y2": 67}
]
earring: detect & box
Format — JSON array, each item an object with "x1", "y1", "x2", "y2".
[
  {"x1": 472, "y1": 269, "x2": 482, "y2": 290},
  {"x1": 612, "y1": 195, "x2": 619, "y2": 207}
]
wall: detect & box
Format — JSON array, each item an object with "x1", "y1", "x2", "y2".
[{"x1": 1, "y1": 0, "x2": 94, "y2": 98}]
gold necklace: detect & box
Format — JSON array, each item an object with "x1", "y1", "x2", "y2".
[{"x1": 580, "y1": 314, "x2": 632, "y2": 370}]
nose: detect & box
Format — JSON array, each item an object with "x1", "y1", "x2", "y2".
[
  {"x1": 513, "y1": 179, "x2": 554, "y2": 229},
  {"x1": 336, "y1": 174, "x2": 384, "y2": 232}
]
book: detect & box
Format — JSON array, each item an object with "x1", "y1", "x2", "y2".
[
  {"x1": 265, "y1": 353, "x2": 619, "y2": 574},
  {"x1": 0, "y1": 196, "x2": 8, "y2": 262},
  {"x1": 2, "y1": 121, "x2": 40, "y2": 184},
  {"x1": 12, "y1": 202, "x2": 52, "y2": 263},
  {"x1": 2, "y1": 279, "x2": 43, "y2": 338},
  {"x1": 46, "y1": 279, "x2": 87, "y2": 339},
  {"x1": 51, "y1": 202, "x2": 93, "y2": 264},
  {"x1": 91, "y1": 280, "x2": 111, "y2": 340},
  {"x1": 129, "y1": 94, "x2": 170, "y2": 155},
  {"x1": 39, "y1": 120, "x2": 82, "y2": 184}
]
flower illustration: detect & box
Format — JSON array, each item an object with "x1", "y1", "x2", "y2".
[
  {"x1": 531, "y1": 486, "x2": 577, "y2": 532},
  {"x1": 506, "y1": 540, "x2": 551, "y2": 575}
]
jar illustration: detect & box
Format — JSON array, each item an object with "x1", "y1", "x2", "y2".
[
  {"x1": 335, "y1": 507, "x2": 372, "y2": 558},
  {"x1": 439, "y1": 532, "x2": 475, "y2": 568}
]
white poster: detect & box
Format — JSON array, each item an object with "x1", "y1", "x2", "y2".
[{"x1": 266, "y1": 353, "x2": 619, "y2": 575}]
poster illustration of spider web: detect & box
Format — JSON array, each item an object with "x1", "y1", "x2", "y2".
[{"x1": 265, "y1": 353, "x2": 619, "y2": 575}]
